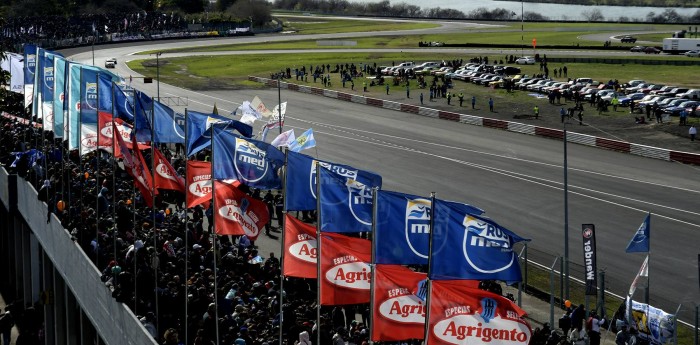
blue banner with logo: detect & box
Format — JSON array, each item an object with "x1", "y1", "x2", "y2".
[
  {"x1": 67, "y1": 63, "x2": 81, "y2": 149},
  {"x1": 186, "y1": 110, "x2": 252, "y2": 156},
  {"x1": 429, "y1": 199, "x2": 525, "y2": 282},
  {"x1": 285, "y1": 150, "x2": 382, "y2": 211},
  {"x1": 53, "y1": 56, "x2": 67, "y2": 137},
  {"x1": 113, "y1": 86, "x2": 134, "y2": 121},
  {"x1": 134, "y1": 90, "x2": 153, "y2": 142},
  {"x1": 211, "y1": 126, "x2": 284, "y2": 189},
  {"x1": 23, "y1": 44, "x2": 36, "y2": 108},
  {"x1": 152, "y1": 101, "x2": 185, "y2": 144},
  {"x1": 626, "y1": 213, "x2": 650, "y2": 253},
  {"x1": 97, "y1": 74, "x2": 113, "y2": 113},
  {"x1": 318, "y1": 166, "x2": 379, "y2": 233},
  {"x1": 375, "y1": 190, "x2": 432, "y2": 265},
  {"x1": 41, "y1": 51, "x2": 58, "y2": 120}
]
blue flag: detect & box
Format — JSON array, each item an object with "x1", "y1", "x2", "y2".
[
  {"x1": 67, "y1": 63, "x2": 81, "y2": 149},
  {"x1": 41, "y1": 51, "x2": 59, "y2": 124},
  {"x1": 32, "y1": 47, "x2": 43, "y2": 119},
  {"x1": 211, "y1": 126, "x2": 284, "y2": 189},
  {"x1": 53, "y1": 55, "x2": 67, "y2": 137},
  {"x1": 80, "y1": 67, "x2": 99, "y2": 121},
  {"x1": 288, "y1": 128, "x2": 316, "y2": 152},
  {"x1": 285, "y1": 151, "x2": 382, "y2": 211},
  {"x1": 318, "y1": 166, "x2": 380, "y2": 233},
  {"x1": 375, "y1": 190, "x2": 432, "y2": 265},
  {"x1": 97, "y1": 74, "x2": 113, "y2": 113},
  {"x1": 429, "y1": 199, "x2": 526, "y2": 282},
  {"x1": 113, "y1": 86, "x2": 134, "y2": 121},
  {"x1": 186, "y1": 110, "x2": 252, "y2": 156},
  {"x1": 625, "y1": 213, "x2": 650, "y2": 253},
  {"x1": 10, "y1": 149, "x2": 44, "y2": 168},
  {"x1": 23, "y1": 44, "x2": 36, "y2": 108},
  {"x1": 134, "y1": 90, "x2": 153, "y2": 142},
  {"x1": 151, "y1": 101, "x2": 185, "y2": 144}
]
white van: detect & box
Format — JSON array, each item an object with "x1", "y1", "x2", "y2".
[{"x1": 678, "y1": 89, "x2": 700, "y2": 100}]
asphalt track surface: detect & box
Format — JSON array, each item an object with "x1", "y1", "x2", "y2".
[{"x1": 62, "y1": 20, "x2": 700, "y2": 322}]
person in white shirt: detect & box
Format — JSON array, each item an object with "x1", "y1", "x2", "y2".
[
  {"x1": 588, "y1": 311, "x2": 606, "y2": 345},
  {"x1": 569, "y1": 326, "x2": 587, "y2": 345}
]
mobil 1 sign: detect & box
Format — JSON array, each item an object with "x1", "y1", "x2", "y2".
[{"x1": 582, "y1": 224, "x2": 597, "y2": 295}]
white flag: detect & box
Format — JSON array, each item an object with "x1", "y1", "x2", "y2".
[
  {"x1": 250, "y1": 96, "x2": 272, "y2": 118},
  {"x1": 270, "y1": 129, "x2": 295, "y2": 147},
  {"x1": 628, "y1": 255, "x2": 649, "y2": 297}
]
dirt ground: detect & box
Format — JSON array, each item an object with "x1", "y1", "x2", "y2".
[{"x1": 292, "y1": 76, "x2": 700, "y2": 155}]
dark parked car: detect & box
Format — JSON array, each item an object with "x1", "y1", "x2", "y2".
[
  {"x1": 644, "y1": 47, "x2": 661, "y2": 54},
  {"x1": 630, "y1": 46, "x2": 646, "y2": 52},
  {"x1": 621, "y1": 36, "x2": 637, "y2": 43}
]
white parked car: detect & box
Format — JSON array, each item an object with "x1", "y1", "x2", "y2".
[
  {"x1": 684, "y1": 50, "x2": 700, "y2": 57},
  {"x1": 515, "y1": 56, "x2": 536, "y2": 65}
]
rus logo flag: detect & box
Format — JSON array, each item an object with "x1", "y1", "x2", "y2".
[
  {"x1": 319, "y1": 166, "x2": 378, "y2": 233},
  {"x1": 428, "y1": 280, "x2": 531, "y2": 345},
  {"x1": 285, "y1": 150, "x2": 381, "y2": 211},
  {"x1": 213, "y1": 180, "x2": 268, "y2": 240},
  {"x1": 625, "y1": 213, "x2": 650, "y2": 253},
  {"x1": 320, "y1": 232, "x2": 371, "y2": 305},
  {"x1": 375, "y1": 190, "x2": 433, "y2": 265},
  {"x1": 429, "y1": 199, "x2": 525, "y2": 282},
  {"x1": 283, "y1": 214, "x2": 317, "y2": 278}
]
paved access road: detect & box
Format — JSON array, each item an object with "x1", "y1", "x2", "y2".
[{"x1": 63, "y1": 23, "x2": 700, "y2": 323}]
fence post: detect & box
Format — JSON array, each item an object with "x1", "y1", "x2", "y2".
[
  {"x1": 599, "y1": 270, "x2": 606, "y2": 319},
  {"x1": 560, "y1": 257, "x2": 564, "y2": 308},
  {"x1": 524, "y1": 243, "x2": 528, "y2": 289},
  {"x1": 550, "y1": 257, "x2": 559, "y2": 328}
]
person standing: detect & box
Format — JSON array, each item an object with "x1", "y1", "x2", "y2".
[
  {"x1": 386, "y1": 83, "x2": 390, "y2": 95},
  {"x1": 690, "y1": 125, "x2": 697, "y2": 141},
  {"x1": 419, "y1": 92, "x2": 424, "y2": 105},
  {"x1": 560, "y1": 107, "x2": 567, "y2": 123},
  {"x1": 471, "y1": 96, "x2": 476, "y2": 109},
  {"x1": 446, "y1": 92, "x2": 452, "y2": 105},
  {"x1": 615, "y1": 325, "x2": 629, "y2": 345},
  {"x1": 587, "y1": 312, "x2": 605, "y2": 345},
  {"x1": 488, "y1": 97, "x2": 494, "y2": 112},
  {"x1": 533, "y1": 105, "x2": 539, "y2": 119},
  {"x1": 406, "y1": 84, "x2": 410, "y2": 98},
  {"x1": 458, "y1": 92, "x2": 464, "y2": 107},
  {"x1": 363, "y1": 81, "x2": 367, "y2": 92}
]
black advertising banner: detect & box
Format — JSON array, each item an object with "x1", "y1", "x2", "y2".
[{"x1": 582, "y1": 224, "x2": 597, "y2": 295}]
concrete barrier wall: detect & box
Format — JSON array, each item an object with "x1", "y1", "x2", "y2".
[
  {"x1": 0, "y1": 167, "x2": 8, "y2": 207},
  {"x1": 14, "y1": 179, "x2": 157, "y2": 345}
]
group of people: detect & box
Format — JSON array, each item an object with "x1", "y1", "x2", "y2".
[{"x1": 0, "y1": 112, "x2": 384, "y2": 345}]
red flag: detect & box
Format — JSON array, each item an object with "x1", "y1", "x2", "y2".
[
  {"x1": 186, "y1": 161, "x2": 212, "y2": 209},
  {"x1": 99, "y1": 114, "x2": 132, "y2": 158},
  {"x1": 131, "y1": 135, "x2": 157, "y2": 207},
  {"x1": 427, "y1": 280, "x2": 531, "y2": 345},
  {"x1": 213, "y1": 180, "x2": 268, "y2": 241},
  {"x1": 283, "y1": 214, "x2": 317, "y2": 278},
  {"x1": 320, "y1": 232, "x2": 371, "y2": 305},
  {"x1": 153, "y1": 148, "x2": 185, "y2": 192},
  {"x1": 114, "y1": 122, "x2": 135, "y2": 171},
  {"x1": 371, "y1": 265, "x2": 427, "y2": 342}
]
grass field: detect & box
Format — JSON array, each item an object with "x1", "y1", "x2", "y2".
[
  {"x1": 127, "y1": 51, "x2": 700, "y2": 90},
  {"x1": 277, "y1": 15, "x2": 439, "y2": 34}
]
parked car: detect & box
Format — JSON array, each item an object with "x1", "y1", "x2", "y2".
[
  {"x1": 684, "y1": 50, "x2": 700, "y2": 57},
  {"x1": 630, "y1": 46, "x2": 646, "y2": 52},
  {"x1": 515, "y1": 56, "x2": 536, "y2": 65},
  {"x1": 639, "y1": 84, "x2": 663, "y2": 94},
  {"x1": 678, "y1": 89, "x2": 700, "y2": 100},
  {"x1": 644, "y1": 47, "x2": 661, "y2": 54},
  {"x1": 625, "y1": 83, "x2": 648, "y2": 94},
  {"x1": 620, "y1": 36, "x2": 637, "y2": 43},
  {"x1": 659, "y1": 88, "x2": 689, "y2": 97},
  {"x1": 650, "y1": 86, "x2": 676, "y2": 95},
  {"x1": 412, "y1": 62, "x2": 440, "y2": 72}
]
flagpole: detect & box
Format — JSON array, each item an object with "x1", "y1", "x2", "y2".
[
  {"x1": 184, "y1": 108, "x2": 189, "y2": 345},
  {"x1": 79, "y1": 67, "x2": 83, "y2": 216},
  {"x1": 278, "y1": 148, "x2": 288, "y2": 345},
  {"x1": 131, "y1": 94, "x2": 138, "y2": 317},
  {"x1": 111, "y1": 81, "x2": 117, "y2": 264},
  {"x1": 369, "y1": 187, "x2": 378, "y2": 342},
  {"x1": 150, "y1": 96, "x2": 160, "y2": 336},
  {"x1": 645, "y1": 212, "x2": 651, "y2": 305},
  {"x1": 96, "y1": 73, "x2": 101, "y2": 272},
  {"x1": 210, "y1": 125, "x2": 221, "y2": 345},
  {"x1": 422, "y1": 191, "x2": 436, "y2": 343},
  {"x1": 315, "y1": 162, "x2": 322, "y2": 345}
]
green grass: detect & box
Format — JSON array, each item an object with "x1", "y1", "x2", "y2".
[
  {"x1": 277, "y1": 15, "x2": 439, "y2": 34},
  {"x1": 127, "y1": 52, "x2": 700, "y2": 90}
]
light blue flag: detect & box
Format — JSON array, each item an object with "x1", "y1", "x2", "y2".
[
  {"x1": 53, "y1": 55, "x2": 67, "y2": 137},
  {"x1": 625, "y1": 213, "x2": 650, "y2": 253},
  {"x1": 67, "y1": 63, "x2": 81, "y2": 149},
  {"x1": 41, "y1": 51, "x2": 62, "y2": 130},
  {"x1": 32, "y1": 47, "x2": 43, "y2": 119},
  {"x1": 288, "y1": 128, "x2": 316, "y2": 152}
]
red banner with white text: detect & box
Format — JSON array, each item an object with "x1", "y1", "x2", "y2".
[
  {"x1": 427, "y1": 280, "x2": 531, "y2": 345},
  {"x1": 213, "y1": 180, "x2": 268, "y2": 240},
  {"x1": 371, "y1": 265, "x2": 427, "y2": 342},
  {"x1": 283, "y1": 214, "x2": 317, "y2": 278},
  {"x1": 186, "y1": 160, "x2": 212, "y2": 209},
  {"x1": 153, "y1": 148, "x2": 185, "y2": 192},
  {"x1": 320, "y1": 232, "x2": 371, "y2": 305}
]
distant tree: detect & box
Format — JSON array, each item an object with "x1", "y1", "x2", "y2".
[
  {"x1": 659, "y1": 9, "x2": 682, "y2": 22},
  {"x1": 581, "y1": 8, "x2": 604, "y2": 21},
  {"x1": 523, "y1": 11, "x2": 549, "y2": 21},
  {"x1": 617, "y1": 16, "x2": 631, "y2": 22},
  {"x1": 226, "y1": 0, "x2": 271, "y2": 26}
]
